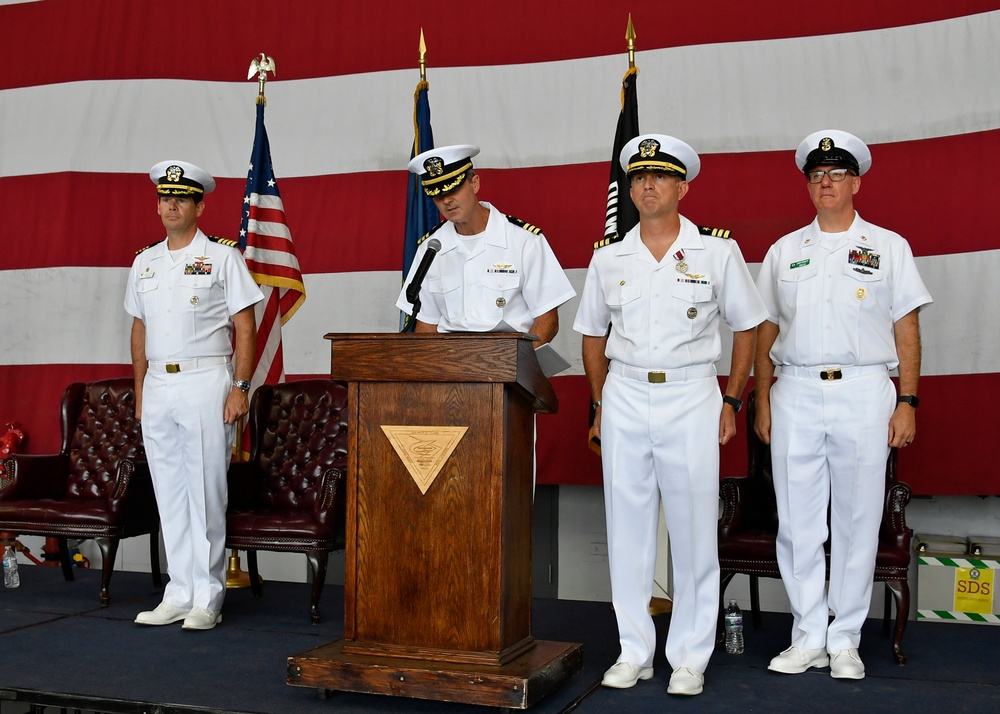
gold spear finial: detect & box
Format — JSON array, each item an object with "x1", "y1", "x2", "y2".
[
  {"x1": 247, "y1": 53, "x2": 277, "y2": 105},
  {"x1": 626, "y1": 14, "x2": 636, "y2": 69},
  {"x1": 419, "y1": 28, "x2": 427, "y2": 82}
]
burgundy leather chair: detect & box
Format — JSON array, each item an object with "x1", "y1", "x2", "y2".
[
  {"x1": 226, "y1": 379, "x2": 348, "y2": 624},
  {"x1": 0, "y1": 378, "x2": 161, "y2": 606},
  {"x1": 718, "y1": 392, "x2": 912, "y2": 664}
]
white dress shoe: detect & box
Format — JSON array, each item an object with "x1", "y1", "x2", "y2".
[
  {"x1": 667, "y1": 667, "x2": 704, "y2": 696},
  {"x1": 134, "y1": 602, "x2": 190, "y2": 626},
  {"x1": 830, "y1": 648, "x2": 865, "y2": 680},
  {"x1": 601, "y1": 661, "x2": 654, "y2": 688},
  {"x1": 768, "y1": 646, "x2": 830, "y2": 674},
  {"x1": 181, "y1": 607, "x2": 222, "y2": 631}
]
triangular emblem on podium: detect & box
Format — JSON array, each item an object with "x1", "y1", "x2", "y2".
[{"x1": 381, "y1": 425, "x2": 468, "y2": 494}]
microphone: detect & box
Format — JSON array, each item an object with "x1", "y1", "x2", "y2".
[{"x1": 405, "y1": 238, "x2": 441, "y2": 304}]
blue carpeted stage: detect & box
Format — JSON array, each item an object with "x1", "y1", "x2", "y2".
[{"x1": 1, "y1": 566, "x2": 998, "y2": 713}]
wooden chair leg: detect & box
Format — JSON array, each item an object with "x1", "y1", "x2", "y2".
[
  {"x1": 882, "y1": 584, "x2": 891, "y2": 637},
  {"x1": 148, "y1": 527, "x2": 163, "y2": 588},
  {"x1": 94, "y1": 537, "x2": 120, "y2": 608},
  {"x1": 56, "y1": 536, "x2": 74, "y2": 581},
  {"x1": 885, "y1": 579, "x2": 909, "y2": 665},
  {"x1": 306, "y1": 551, "x2": 329, "y2": 625},
  {"x1": 247, "y1": 550, "x2": 262, "y2": 597},
  {"x1": 750, "y1": 575, "x2": 762, "y2": 629}
]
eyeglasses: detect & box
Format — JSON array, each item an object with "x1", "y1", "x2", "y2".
[{"x1": 806, "y1": 168, "x2": 854, "y2": 184}]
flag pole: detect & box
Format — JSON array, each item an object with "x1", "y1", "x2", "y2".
[
  {"x1": 419, "y1": 28, "x2": 427, "y2": 82},
  {"x1": 228, "y1": 52, "x2": 278, "y2": 591},
  {"x1": 626, "y1": 13, "x2": 636, "y2": 70}
]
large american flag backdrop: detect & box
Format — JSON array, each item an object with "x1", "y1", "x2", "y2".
[{"x1": 2, "y1": 0, "x2": 998, "y2": 495}]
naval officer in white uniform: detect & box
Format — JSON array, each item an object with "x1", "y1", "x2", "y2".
[
  {"x1": 395, "y1": 145, "x2": 575, "y2": 343},
  {"x1": 754, "y1": 131, "x2": 931, "y2": 679},
  {"x1": 125, "y1": 161, "x2": 263, "y2": 631},
  {"x1": 574, "y1": 134, "x2": 767, "y2": 697}
]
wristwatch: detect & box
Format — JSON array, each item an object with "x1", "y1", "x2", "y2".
[
  {"x1": 233, "y1": 380, "x2": 251, "y2": 393},
  {"x1": 591, "y1": 400, "x2": 602, "y2": 410},
  {"x1": 722, "y1": 395, "x2": 743, "y2": 413},
  {"x1": 897, "y1": 395, "x2": 919, "y2": 408}
]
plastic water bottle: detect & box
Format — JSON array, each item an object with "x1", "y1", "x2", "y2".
[
  {"x1": 724, "y1": 601, "x2": 744, "y2": 654},
  {"x1": 3, "y1": 544, "x2": 19, "y2": 588}
]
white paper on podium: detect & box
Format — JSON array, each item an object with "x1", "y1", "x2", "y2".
[{"x1": 533, "y1": 343, "x2": 570, "y2": 378}]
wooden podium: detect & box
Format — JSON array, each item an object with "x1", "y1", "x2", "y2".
[{"x1": 287, "y1": 333, "x2": 581, "y2": 709}]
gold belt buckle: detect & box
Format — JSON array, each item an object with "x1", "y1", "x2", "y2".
[
  {"x1": 648, "y1": 371, "x2": 666, "y2": 384},
  {"x1": 820, "y1": 369, "x2": 842, "y2": 381},
  {"x1": 165, "y1": 363, "x2": 181, "y2": 374}
]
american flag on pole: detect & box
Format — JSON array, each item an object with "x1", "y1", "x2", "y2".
[{"x1": 239, "y1": 101, "x2": 306, "y2": 402}]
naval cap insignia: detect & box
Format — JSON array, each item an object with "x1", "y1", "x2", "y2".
[
  {"x1": 166, "y1": 165, "x2": 183, "y2": 182},
  {"x1": 424, "y1": 157, "x2": 444, "y2": 177},
  {"x1": 819, "y1": 137, "x2": 833, "y2": 151},
  {"x1": 639, "y1": 138, "x2": 660, "y2": 158}
]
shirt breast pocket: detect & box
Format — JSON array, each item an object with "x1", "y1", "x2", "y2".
[
  {"x1": 179, "y1": 275, "x2": 213, "y2": 309},
  {"x1": 428, "y1": 274, "x2": 462, "y2": 315},
  {"x1": 608, "y1": 283, "x2": 642, "y2": 334},
  {"x1": 135, "y1": 278, "x2": 159, "y2": 316},
  {"x1": 841, "y1": 263, "x2": 885, "y2": 311},
  {"x1": 778, "y1": 264, "x2": 819, "y2": 310}
]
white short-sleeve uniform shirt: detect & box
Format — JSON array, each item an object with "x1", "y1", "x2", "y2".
[
  {"x1": 574, "y1": 216, "x2": 767, "y2": 367},
  {"x1": 755, "y1": 212, "x2": 932, "y2": 369},
  {"x1": 395, "y1": 203, "x2": 575, "y2": 333}
]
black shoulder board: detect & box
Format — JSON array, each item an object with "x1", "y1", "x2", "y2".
[
  {"x1": 207, "y1": 235, "x2": 239, "y2": 248},
  {"x1": 593, "y1": 233, "x2": 624, "y2": 250},
  {"x1": 416, "y1": 220, "x2": 446, "y2": 246},
  {"x1": 506, "y1": 215, "x2": 543, "y2": 235},
  {"x1": 135, "y1": 239, "x2": 164, "y2": 255},
  {"x1": 699, "y1": 226, "x2": 732, "y2": 239}
]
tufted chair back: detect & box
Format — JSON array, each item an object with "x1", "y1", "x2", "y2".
[
  {"x1": 248, "y1": 380, "x2": 348, "y2": 513},
  {"x1": 0, "y1": 377, "x2": 161, "y2": 607},
  {"x1": 226, "y1": 378, "x2": 349, "y2": 624},
  {"x1": 62, "y1": 379, "x2": 145, "y2": 501}
]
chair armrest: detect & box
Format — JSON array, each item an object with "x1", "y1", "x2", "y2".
[
  {"x1": 719, "y1": 475, "x2": 751, "y2": 537},
  {"x1": 880, "y1": 482, "x2": 912, "y2": 541},
  {"x1": 227, "y1": 461, "x2": 264, "y2": 510},
  {"x1": 314, "y1": 467, "x2": 347, "y2": 526},
  {"x1": 1, "y1": 453, "x2": 70, "y2": 500}
]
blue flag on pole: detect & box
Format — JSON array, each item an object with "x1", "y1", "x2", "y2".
[{"x1": 401, "y1": 79, "x2": 438, "y2": 329}]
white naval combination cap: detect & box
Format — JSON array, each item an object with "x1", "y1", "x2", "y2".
[
  {"x1": 408, "y1": 144, "x2": 481, "y2": 197},
  {"x1": 796, "y1": 130, "x2": 872, "y2": 176},
  {"x1": 149, "y1": 160, "x2": 216, "y2": 196},
  {"x1": 619, "y1": 134, "x2": 701, "y2": 182}
]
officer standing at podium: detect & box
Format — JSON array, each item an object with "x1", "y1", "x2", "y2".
[
  {"x1": 125, "y1": 160, "x2": 263, "y2": 631},
  {"x1": 574, "y1": 134, "x2": 767, "y2": 696},
  {"x1": 395, "y1": 145, "x2": 575, "y2": 343},
  {"x1": 755, "y1": 131, "x2": 931, "y2": 680}
]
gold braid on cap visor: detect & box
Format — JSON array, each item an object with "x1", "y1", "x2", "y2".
[
  {"x1": 422, "y1": 161, "x2": 473, "y2": 196},
  {"x1": 156, "y1": 184, "x2": 204, "y2": 195},
  {"x1": 627, "y1": 160, "x2": 686, "y2": 176}
]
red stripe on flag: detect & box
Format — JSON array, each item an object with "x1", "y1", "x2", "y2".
[
  {"x1": 3, "y1": 362, "x2": 992, "y2": 496},
  {"x1": 5, "y1": 129, "x2": 999, "y2": 272},
  {"x1": 4, "y1": 0, "x2": 996, "y2": 89}
]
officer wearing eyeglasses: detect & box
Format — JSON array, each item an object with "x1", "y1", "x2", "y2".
[{"x1": 754, "y1": 131, "x2": 932, "y2": 680}]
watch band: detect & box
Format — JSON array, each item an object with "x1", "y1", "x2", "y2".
[
  {"x1": 897, "y1": 395, "x2": 919, "y2": 408},
  {"x1": 722, "y1": 395, "x2": 743, "y2": 413},
  {"x1": 233, "y1": 380, "x2": 251, "y2": 393},
  {"x1": 591, "y1": 400, "x2": 602, "y2": 409}
]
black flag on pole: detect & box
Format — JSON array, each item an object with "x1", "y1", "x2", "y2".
[{"x1": 604, "y1": 66, "x2": 639, "y2": 242}]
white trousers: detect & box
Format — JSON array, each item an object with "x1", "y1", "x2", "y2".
[
  {"x1": 769, "y1": 370, "x2": 894, "y2": 653},
  {"x1": 142, "y1": 364, "x2": 233, "y2": 611},
  {"x1": 601, "y1": 372, "x2": 721, "y2": 674}
]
